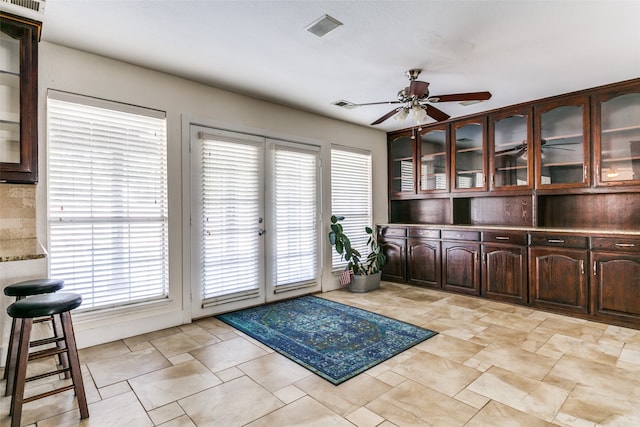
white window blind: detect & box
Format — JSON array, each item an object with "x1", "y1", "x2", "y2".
[
  {"x1": 47, "y1": 91, "x2": 168, "y2": 310},
  {"x1": 271, "y1": 142, "x2": 319, "y2": 288},
  {"x1": 331, "y1": 146, "x2": 372, "y2": 269},
  {"x1": 199, "y1": 133, "x2": 262, "y2": 302}
]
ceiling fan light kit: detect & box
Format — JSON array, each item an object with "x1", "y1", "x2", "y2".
[{"x1": 334, "y1": 69, "x2": 492, "y2": 126}]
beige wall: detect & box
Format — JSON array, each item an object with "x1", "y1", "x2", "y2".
[{"x1": 1, "y1": 42, "x2": 389, "y2": 348}]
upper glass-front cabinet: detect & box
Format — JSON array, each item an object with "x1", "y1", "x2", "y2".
[
  {"x1": 388, "y1": 129, "x2": 416, "y2": 196},
  {"x1": 452, "y1": 118, "x2": 486, "y2": 191},
  {"x1": 0, "y1": 13, "x2": 40, "y2": 183},
  {"x1": 535, "y1": 96, "x2": 590, "y2": 189},
  {"x1": 418, "y1": 124, "x2": 448, "y2": 193},
  {"x1": 489, "y1": 108, "x2": 532, "y2": 190},
  {"x1": 594, "y1": 87, "x2": 640, "y2": 187}
]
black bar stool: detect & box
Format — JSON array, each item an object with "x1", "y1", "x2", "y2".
[
  {"x1": 3, "y1": 278, "x2": 65, "y2": 395},
  {"x1": 6, "y1": 292, "x2": 88, "y2": 427}
]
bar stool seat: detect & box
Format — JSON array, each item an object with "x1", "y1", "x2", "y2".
[
  {"x1": 4, "y1": 279, "x2": 64, "y2": 300},
  {"x1": 6, "y1": 292, "x2": 88, "y2": 427},
  {"x1": 3, "y1": 278, "x2": 65, "y2": 391}
]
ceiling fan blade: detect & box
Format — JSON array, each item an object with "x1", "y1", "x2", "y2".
[
  {"x1": 371, "y1": 107, "x2": 401, "y2": 125},
  {"x1": 354, "y1": 100, "x2": 403, "y2": 107},
  {"x1": 425, "y1": 104, "x2": 450, "y2": 122},
  {"x1": 429, "y1": 91, "x2": 492, "y2": 102},
  {"x1": 544, "y1": 146, "x2": 575, "y2": 151},
  {"x1": 409, "y1": 80, "x2": 429, "y2": 98}
]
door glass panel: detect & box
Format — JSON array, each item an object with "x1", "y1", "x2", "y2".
[
  {"x1": 539, "y1": 105, "x2": 584, "y2": 185},
  {"x1": 454, "y1": 123, "x2": 484, "y2": 189},
  {"x1": 600, "y1": 92, "x2": 640, "y2": 183},
  {"x1": 0, "y1": 31, "x2": 20, "y2": 163},
  {"x1": 390, "y1": 135, "x2": 414, "y2": 193},
  {"x1": 493, "y1": 115, "x2": 528, "y2": 187},
  {"x1": 199, "y1": 136, "x2": 263, "y2": 303},
  {"x1": 420, "y1": 128, "x2": 447, "y2": 191}
]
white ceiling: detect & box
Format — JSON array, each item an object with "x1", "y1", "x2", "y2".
[{"x1": 5, "y1": 0, "x2": 640, "y2": 132}]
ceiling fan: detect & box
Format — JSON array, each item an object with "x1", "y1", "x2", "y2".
[
  {"x1": 336, "y1": 69, "x2": 492, "y2": 125},
  {"x1": 495, "y1": 139, "x2": 579, "y2": 159}
]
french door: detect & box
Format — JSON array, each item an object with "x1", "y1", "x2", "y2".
[{"x1": 190, "y1": 125, "x2": 321, "y2": 317}]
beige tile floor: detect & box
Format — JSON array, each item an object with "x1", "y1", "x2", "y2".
[{"x1": 3, "y1": 281, "x2": 640, "y2": 426}]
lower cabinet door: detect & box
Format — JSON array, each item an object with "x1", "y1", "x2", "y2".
[
  {"x1": 529, "y1": 247, "x2": 589, "y2": 314},
  {"x1": 442, "y1": 241, "x2": 480, "y2": 295},
  {"x1": 592, "y1": 251, "x2": 640, "y2": 324},
  {"x1": 407, "y1": 238, "x2": 441, "y2": 288},
  {"x1": 482, "y1": 244, "x2": 527, "y2": 304},
  {"x1": 381, "y1": 238, "x2": 406, "y2": 282}
]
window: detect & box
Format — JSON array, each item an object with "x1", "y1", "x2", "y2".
[
  {"x1": 47, "y1": 91, "x2": 168, "y2": 310},
  {"x1": 271, "y1": 142, "x2": 320, "y2": 289},
  {"x1": 330, "y1": 146, "x2": 372, "y2": 269}
]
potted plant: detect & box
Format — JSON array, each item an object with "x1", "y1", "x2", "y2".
[{"x1": 328, "y1": 215, "x2": 386, "y2": 292}]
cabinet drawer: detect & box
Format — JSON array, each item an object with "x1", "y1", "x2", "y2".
[
  {"x1": 408, "y1": 228, "x2": 440, "y2": 238},
  {"x1": 442, "y1": 230, "x2": 480, "y2": 241},
  {"x1": 592, "y1": 237, "x2": 640, "y2": 252},
  {"x1": 529, "y1": 234, "x2": 588, "y2": 248},
  {"x1": 482, "y1": 231, "x2": 527, "y2": 245},
  {"x1": 379, "y1": 227, "x2": 407, "y2": 237}
]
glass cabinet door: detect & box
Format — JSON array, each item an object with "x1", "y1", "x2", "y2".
[
  {"x1": 535, "y1": 96, "x2": 589, "y2": 188},
  {"x1": 595, "y1": 89, "x2": 640, "y2": 186},
  {"x1": 418, "y1": 124, "x2": 448, "y2": 192},
  {"x1": 452, "y1": 118, "x2": 486, "y2": 191},
  {"x1": 490, "y1": 108, "x2": 532, "y2": 190},
  {"x1": 0, "y1": 13, "x2": 40, "y2": 183},
  {"x1": 388, "y1": 130, "x2": 416, "y2": 195},
  {"x1": 0, "y1": 30, "x2": 20, "y2": 164}
]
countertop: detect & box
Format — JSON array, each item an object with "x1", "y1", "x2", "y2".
[
  {"x1": 378, "y1": 224, "x2": 640, "y2": 236},
  {"x1": 0, "y1": 238, "x2": 47, "y2": 262}
]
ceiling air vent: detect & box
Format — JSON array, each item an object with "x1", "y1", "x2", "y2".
[{"x1": 1, "y1": 0, "x2": 45, "y2": 13}]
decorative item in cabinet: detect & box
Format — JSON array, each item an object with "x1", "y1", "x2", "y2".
[
  {"x1": 388, "y1": 129, "x2": 416, "y2": 197},
  {"x1": 590, "y1": 236, "x2": 640, "y2": 326},
  {"x1": 489, "y1": 107, "x2": 533, "y2": 190},
  {"x1": 528, "y1": 233, "x2": 589, "y2": 315},
  {"x1": 452, "y1": 117, "x2": 486, "y2": 191},
  {"x1": 441, "y1": 229, "x2": 481, "y2": 295},
  {"x1": 534, "y1": 95, "x2": 590, "y2": 188},
  {"x1": 0, "y1": 12, "x2": 40, "y2": 183},
  {"x1": 481, "y1": 231, "x2": 528, "y2": 305},
  {"x1": 407, "y1": 228, "x2": 440, "y2": 288},
  {"x1": 418, "y1": 124, "x2": 448, "y2": 193},
  {"x1": 593, "y1": 84, "x2": 640, "y2": 186}
]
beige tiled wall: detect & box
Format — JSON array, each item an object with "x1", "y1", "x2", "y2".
[{"x1": 0, "y1": 184, "x2": 36, "y2": 240}]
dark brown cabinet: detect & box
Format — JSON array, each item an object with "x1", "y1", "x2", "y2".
[
  {"x1": 417, "y1": 124, "x2": 449, "y2": 193},
  {"x1": 0, "y1": 12, "x2": 40, "y2": 183},
  {"x1": 382, "y1": 78, "x2": 640, "y2": 330},
  {"x1": 593, "y1": 83, "x2": 640, "y2": 187},
  {"x1": 452, "y1": 117, "x2": 487, "y2": 192},
  {"x1": 489, "y1": 107, "x2": 533, "y2": 190},
  {"x1": 529, "y1": 242, "x2": 589, "y2": 315},
  {"x1": 407, "y1": 228, "x2": 441, "y2": 288},
  {"x1": 388, "y1": 130, "x2": 416, "y2": 197},
  {"x1": 442, "y1": 230, "x2": 481, "y2": 295},
  {"x1": 534, "y1": 95, "x2": 590, "y2": 189},
  {"x1": 591, "y1": 237, "x2": 640, "y2": 325},
  {"x1": 379, "y1": 226, "x2": 407, "y2": 282},
  {"x1": 481, "y1": 231, "x2": 528, "y2": 304}
]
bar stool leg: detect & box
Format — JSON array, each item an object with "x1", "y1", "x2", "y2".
[
  {"x1": 60, "y1": 311, "x2": 88, "y2": 419},
  {"x1": 10, "y1": 318, "x2": 32, "y2": 427},
  {"x1": 5, "y1": 317, "x2": 23, "y2": 397}
]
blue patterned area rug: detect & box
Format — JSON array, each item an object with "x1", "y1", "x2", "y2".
[{"x1": 216, "y1": 295, "x2": 437, "y2": 385}]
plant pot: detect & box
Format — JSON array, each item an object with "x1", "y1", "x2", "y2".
[{"x1": 348, "y1": 271, "x2": 381, "y2": 293}]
